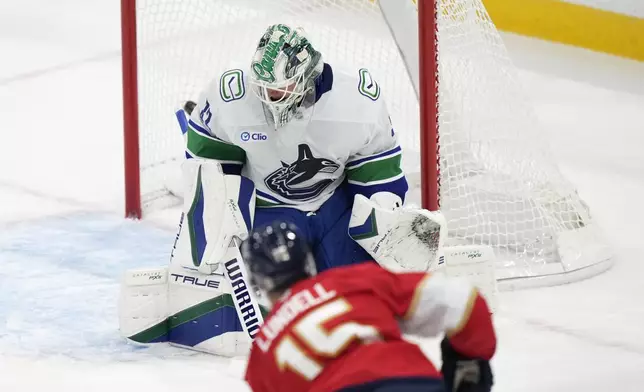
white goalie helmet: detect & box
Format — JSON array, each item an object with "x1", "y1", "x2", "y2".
[{"x1": 249, "y1": 24, "x2": 324, "y2": 128}]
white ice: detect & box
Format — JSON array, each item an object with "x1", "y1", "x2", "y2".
[{"x1": 1, "y1": 1, "x2": 644, "y2": 391}]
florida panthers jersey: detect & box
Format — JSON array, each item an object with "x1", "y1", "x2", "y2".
[
  {"x1": 244, "y1": 263, "x2": 496, "y2": 392},
  {"x1": 186, "y1": 64, "x2": 408, "y2": 211}
]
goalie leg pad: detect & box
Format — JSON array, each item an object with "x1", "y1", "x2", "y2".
[
  {"x1": 118, "y1": 267, "x2": 170, "y2": 344},
  {"x1": 166, "y1": 262, "x2": 252, "y2": 357},
  {"x1": 118, "y1": 262, "x2": 255, "y2": 357},
  {"x1": 119, "y1": 160, "x2": 262, "y2": 357}
]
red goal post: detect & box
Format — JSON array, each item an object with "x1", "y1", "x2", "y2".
[
  {"x1": 417, "y1": 0, "x2": 440, "y2": 212},
  {"x1": 121, "y1": 0, "x2": 141, "y2": 219}
]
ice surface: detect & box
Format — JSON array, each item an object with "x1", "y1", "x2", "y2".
[{"x1": 1, "y1": 1, "x2": 643, "y2": 391}]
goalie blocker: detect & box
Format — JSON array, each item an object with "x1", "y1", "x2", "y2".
[{"x1": 118, "y1": 159, "x2": 265, "y2": 357}]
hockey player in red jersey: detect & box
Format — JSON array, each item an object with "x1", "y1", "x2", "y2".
[{"x1": 241, "y1": 221, "x2": 496, "y2": 392}]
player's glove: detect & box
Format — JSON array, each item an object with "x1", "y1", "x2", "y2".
[{"x1": 441, "y1": 338, "x2": 493, "y2": 392}]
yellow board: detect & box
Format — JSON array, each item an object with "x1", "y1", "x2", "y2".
[{"x1": 483, "y1": 0, "x2": 644, "y2": 61}]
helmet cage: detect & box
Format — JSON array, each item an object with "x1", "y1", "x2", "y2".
[{"x1": 250, "y1": 70, "x2": 311, "y2": 127}]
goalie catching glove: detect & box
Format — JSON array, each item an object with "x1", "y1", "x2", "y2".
[{"x1": 349, "y1": 192, "x2": 447, "y2": 272}]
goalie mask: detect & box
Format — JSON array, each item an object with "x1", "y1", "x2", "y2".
[{"x1": 249, "y1": 24, "x2": 323, "y2": 128}]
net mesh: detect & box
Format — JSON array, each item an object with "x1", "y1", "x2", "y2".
[{"x1": 133, "y1": 0, "x2": 610, "y2": 285}]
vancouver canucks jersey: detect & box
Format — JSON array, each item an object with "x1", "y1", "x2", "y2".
[{"x1": 186, "y1": 63, "x2": 408, "y2": 211}]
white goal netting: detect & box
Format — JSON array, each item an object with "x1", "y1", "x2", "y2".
[{"x1": 132, "y1": 0, "x2": 612, "y2": 287}]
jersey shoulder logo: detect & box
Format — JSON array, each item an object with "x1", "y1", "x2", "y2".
[
  {"x1": 220, "y1": 69, "x2": 246, "y2": 102},
  {"x1": 265, "y1": 144, "x2": 340, "y2": 201},
  {"x1": 357, "y1": 68, "x2": 380, "y2": 101}
]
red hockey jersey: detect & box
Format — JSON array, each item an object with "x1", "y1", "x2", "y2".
[{"x1": 244, "y1": 262, "x2": 496, "y2": 392}]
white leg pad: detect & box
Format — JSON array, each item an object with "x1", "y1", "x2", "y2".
[
  {"x1": 118, "y1": 267, "x2": 169, "y2": 345},
  {"x1": 119, "y1": 159, "x2": 260, "y2": 357},
  {"x1": 118, "y1": 262, "x2": 255, "y2": 357},
  {"x1": 166, "y1": 263, "x2": 252, "y2": 357}
]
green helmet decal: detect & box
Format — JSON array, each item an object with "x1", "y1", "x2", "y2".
[
  {"x1": 251, "y1": 24, "x2": 321, "y2": 84},
  {"x1": 251, "y1": 24, "x2": 292, "y2": 83},
  {"x1": 283, "y1": 36, "x2": 320, "y2": 79}
]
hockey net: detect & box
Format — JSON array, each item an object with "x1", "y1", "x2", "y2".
[{"x1": 123, "y1": 0, "x2": 612, "y2": 288}]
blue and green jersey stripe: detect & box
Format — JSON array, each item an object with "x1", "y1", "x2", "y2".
[{"x1": 186, "y1": 119, "x2": 246, "y2": 164}]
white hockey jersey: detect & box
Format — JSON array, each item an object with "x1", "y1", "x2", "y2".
[{"x1": 187, "y1": 64, "x2": 408, "y2": 211}]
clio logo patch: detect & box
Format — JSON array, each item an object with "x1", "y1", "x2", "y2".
[{"x1": 241, "y1": 131, "x2": 268, "y2": 142}]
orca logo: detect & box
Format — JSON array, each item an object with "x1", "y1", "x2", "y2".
[
  {"x1": 265, "y1": 144, "x2": 340, "y2": 201},
  {"x1": 241, "y1": 131, "x2": 267, "y2": 142}
]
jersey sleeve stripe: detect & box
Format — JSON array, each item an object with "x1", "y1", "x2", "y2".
[
  {"x1": 403, "y1": 274, "x2": 433, "y2": 321},
  {"x1": 446, "y1": 288, "x2": 479, "y2": 337},
  {"x1": 186, "y1": 127, "x2": 246, "y2": 163},
  {"x1": 346, "y1": 145, "x2": 401, "y2": 169},
  {"x1": 346, "y1": 154, "x2": 403, "y2": 184},
  {"x1": 256, "y1": 199, "x2": 283, "y2": 207},
  {"x1": 185, "y1": 150, "x2": 243, "y2": 175},
  {"x1": 347, "y1": 172, "x2": 405, "y2": 187},
  {"x1": 399, "y1": 274, "x2": 477, "y2": 338},
  {"x1": 185, "y1": 148, "x2": 244, "y2": 166},
  {"x1": 256, "y1": 189, "x2": 283, "y2": 203},
  {"x1": 445, "y1": 292, "x2": 496, "y2": 359},
  {"x1": 256, "y1": 191, "x2": 284, "y2": 208}
]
